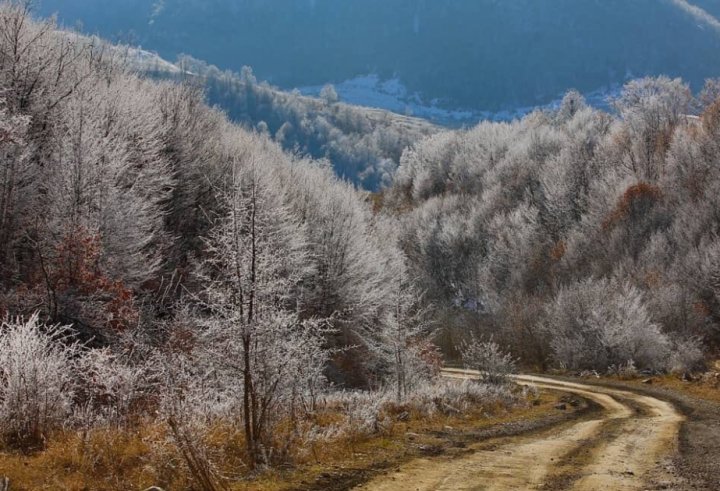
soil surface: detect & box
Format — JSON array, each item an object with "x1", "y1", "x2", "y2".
[
  {"x1": 354, "y1": 370, "x2": 700, "y2": 491},
  {"x1": 560, "y1": 375, "x2": 720, "y2": 491}
]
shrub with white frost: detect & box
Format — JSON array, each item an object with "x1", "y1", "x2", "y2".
[
  {"x1": 542, "y1": 278, "x2": 672, "y2": 371},
  {"x1": 0, "y1": 314, "x2": 80, "y2": 447},
  {"x1": 410, "y1": 379, "x2": 517, "y2": 414},
  {"x1": 74, "y1": 348, "x2": 156, "y2": 428},
  {"x1": 459, "y1": 335, "x2": 516, "y2": 385},
  {"x1": 669, "y1": 337, "x2": 705, "y2": 374},
  {"x1": 321, "y1": 379, "x2": 518, "y2": 439}
]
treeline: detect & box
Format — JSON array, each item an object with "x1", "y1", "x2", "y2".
[
  {"x1": 0, "y1": 3, "x2": 408, "y2": 359},
  {"x1": 388, "y1": 79, "x2": 720, "y2": 373},
  {"x1": 151, "y1": 55, "x2": 437, "y2": 190}
]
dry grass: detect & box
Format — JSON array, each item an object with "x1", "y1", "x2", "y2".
[
  {"x1": 0, "y1": 427, "x2": 161, "y2": 490},
  {"x1": 247, "y1": 389, "x2": 558, "y2": 491},
  {"x1": 638, "y1": 373, "x2": 720, "y2": 403},
  {"x1": 604, "y1": 364, "x2": 720, "y2": 404},
  {"x1": 0, "y1": 384, "x2": 559, "y2": 491}
]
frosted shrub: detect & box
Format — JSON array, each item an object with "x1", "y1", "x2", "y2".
[
  {"x1": 0, "y1": 314, "x2": 80, "y2": 447},
  {"x1": 75, "y1": 349, "x2": 156, "y2": 427},
  {"x1": 297, "y1": 379, "x2": 522, "y2": 455},
  {"x1": 669, "y1": 337, "x2": 705, "y2": 374},
  {"x1": 327, "y1": 391, "x2": 390, "y2": 434},
  {"x1": 369, "y1": 261, "x2": 437, "y2": 403},
  {"x1": 543, "y1": 279, "x2": 672, "y2": 371},
  {"x1": 459, "y1": 335, "x2": 516, "y2": 385},
  {"x1": 156, "y1": 348, "x2": 236, "y2": 426},
  {"x1": 610, "y1": 360, "x2": 638, "y2": 378},
  {"x1": 411, "y1": 379, "x2": 515, "y2": 414},
  {"x1": 301, "y1": 422, "x2": 345, "y2": 448}
]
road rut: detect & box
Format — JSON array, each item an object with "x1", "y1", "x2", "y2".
[{"x1": 354, "y1": 370, "x2": 685, "y2": 491}]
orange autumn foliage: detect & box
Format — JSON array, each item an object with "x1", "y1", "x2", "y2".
[
  {"x1": 550, "y1": 240, "x2": 567, "y2": 262},
  {"x1": 693, "y1": 301, "x2": 712, "y2": 318},
  {"x1": 50, "y1": 226, "x2": 138, "y2": 331},
  {"x1": 602, "y1": 182, "x2": 663, "y2": 231}
]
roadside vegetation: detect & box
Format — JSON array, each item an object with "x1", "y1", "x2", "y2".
[
  {"x1": 0, "y1": 376, "x2": 549, "y2": 491},
  {"x1": 597, "y1": 360, "x2": 720, "y2": 404}
]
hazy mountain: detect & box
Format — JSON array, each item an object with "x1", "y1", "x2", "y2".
[{"x1": 38, "y1": 0, "x2": 720, "y2": 114}]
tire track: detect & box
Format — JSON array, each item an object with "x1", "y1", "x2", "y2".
[
  {"x1": 516, "y1": 376, "x2": 684, "y2": 490},
  {"x1": 354, "y1": 370, "x2": 684, "y2": 491}
]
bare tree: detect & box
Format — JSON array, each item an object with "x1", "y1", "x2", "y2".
[{"x1": 366, "y1": 238, "x2": 434, "y2": 402}]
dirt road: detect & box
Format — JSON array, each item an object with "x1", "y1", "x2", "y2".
[{"x1": 354, "y1": 370, "x2": 685, "y2": 491}]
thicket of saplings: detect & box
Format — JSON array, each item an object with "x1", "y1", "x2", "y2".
[{"x1": 0, "y1": 3, "x2": 525, "y2": 488}]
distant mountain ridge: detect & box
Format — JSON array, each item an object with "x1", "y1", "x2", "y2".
[{"x1": 38, "y1": 0, "x2": 720, "y2": 114}]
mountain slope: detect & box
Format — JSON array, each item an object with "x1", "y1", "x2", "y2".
[
  {"x1": 39, "y1": 0, "x2": 720, "y2": 113},
  {"x1": 146, "y1": 55, "x2": 439, "y2": 189}
]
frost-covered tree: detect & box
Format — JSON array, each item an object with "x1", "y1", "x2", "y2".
[
  {"x1": 699, "y1": 78, "x2": 720, "y2": 108},
  {"x1": 320, "y1": 83, "x2": 339, "y2": 105},
  {"x1": 0, "y1": 101, "x2": 31, "y2": 276},
  {"x1": 612, "y1": 77, "x2": 693, "y2": 180},
  {"x1": 154, "y1": 82, "x2": 229, "y2": 270},
  {"x1": 40, "y1": 75, "x2": 172, "y2": 286},
  {"x1": 192, "y1": 154, "x2": 326, "y2": 466},
  {"x1": 279, "y1": 161, "x2": 393, "y2": 332},
  {"x1": 366, "y1": 235, "x2": 435, "y2": 402},
  {"x1": 555, "y1": 90, "x2": 587, "y2": 123}
]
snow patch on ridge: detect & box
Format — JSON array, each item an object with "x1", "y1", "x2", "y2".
[
  {"x1": 300, "y1": 74, "x2": 620, "y2": 127},
  {"x1": 299, "y1": 74, "x2": 476, "y2": 126}
]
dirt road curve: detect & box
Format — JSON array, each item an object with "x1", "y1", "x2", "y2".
[{"x1": 354, "y1": 369, "x2": 685, "y2": 491}]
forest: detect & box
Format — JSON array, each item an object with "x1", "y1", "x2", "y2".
[
  {"x1": 2, "y1": 2, "x2": 720, "y2": 489},
  {"x1": 157, "y1": 55, "x2": 437, "y2": 190},
  {"x1": 387, "y1": 81, "x2": 720, "y2": 373}
]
